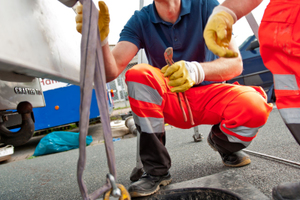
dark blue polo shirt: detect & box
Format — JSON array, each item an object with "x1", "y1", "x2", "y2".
[{"x1": 119, "y1": 0, "x2": 219, "y2": 85}]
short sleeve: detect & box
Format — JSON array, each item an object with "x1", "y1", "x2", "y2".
[{"x1": 118, "y1": 11, "x2": 143, "y2": 50}]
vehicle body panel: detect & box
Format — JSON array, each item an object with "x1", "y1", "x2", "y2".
[
  {"x1": 0, "y1": 78, "x2": 45, "y2": 110},
  {"x1": 32, "y1": 80, "x2": 114, "y2": 131},
  {"x1": 0, "y1": 1, "x2": 81, "y2": 85}
]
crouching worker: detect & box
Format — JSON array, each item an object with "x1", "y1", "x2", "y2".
[
  {"x1": 203, "y1": 0, "x2": 300, "y2": 199},
  {"x1": 75, "y1": 0, "x2": 273, "y2": 198}
]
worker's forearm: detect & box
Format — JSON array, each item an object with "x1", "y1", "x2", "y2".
[
  {"x1": 201, "y1": 56, "x2": 243, "y2": 82},
  {"x1": 202, "y1": 38, "x2": 243, "y2": 81},
  {"x1": 102, "y1": 41, "x2": 138, "y2": 83},
  {"x1": 102, "y1": 44, "x2": 124, "y2": 83},
  {"x1": 221, "y1": 0, "x2": 263, "y2": 20}
]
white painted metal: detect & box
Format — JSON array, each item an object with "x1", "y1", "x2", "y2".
[
  {"x1": 139, "y1": 0, "x2": 144, "y2": 10},
  {"x1": 245, "y1": 12, "x2": 259, "y2": 39},
  {"x1": 0, "y1": 1, "x2": 81, "y2": 85},
  {"x1": 0, "y1": 145, "x2": 14, "y2": 158},
  {"x1": 0, "y1": 78, "x2": 45, "y2": 110},
  {"x1": 137, "y1": 49, "x2": 149, "y2": 64}
]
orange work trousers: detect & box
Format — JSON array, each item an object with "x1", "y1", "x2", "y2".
[
  {"x1": 259, "y1": 0, "x2": 300, "y2": 144},
  {"x1": 126, "y1": 64, "x2": 273, "y2": 175}
]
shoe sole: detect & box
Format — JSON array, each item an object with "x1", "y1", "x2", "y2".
[
  {"x1": 223, "y1": 156, "x2": 251, "y2": 167},
  {"x1": 207, "y1": 137, "x2": 251, "y2": 167},
  {"x1": 129, "y1": 178, "x2": 172, "y2": 198}
]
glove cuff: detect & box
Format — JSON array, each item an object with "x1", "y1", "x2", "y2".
[
  {"x1": 101, "y1": 37, "x2": 108, "y2": 47},
  {"x1": 185, "y1": 61, "x2": 205, "y2": 85},
  {"x1": 209, "y1": 5, "x2": 237, "y2": 23}
]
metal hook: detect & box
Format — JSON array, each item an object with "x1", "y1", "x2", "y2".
[{"x1": 107, "y1": 173, "x2": 121, "y2": 198}]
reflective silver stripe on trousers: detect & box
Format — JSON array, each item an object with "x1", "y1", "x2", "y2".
[
  {"x1": 133, "y1": 113, "x2": 165, "y2": 134},
  {"x1": 279, "y1": 108, "x2": 300, "y2": 124},
  {"x1": 222, "y1": 124, "x2": 261, "y2": 146},
  {"x1": 127, "y1": 81, "x2": 163, "y2": 106},
  {"x1": 274, "y1": 74, "x2": 299, "y2": 90}
]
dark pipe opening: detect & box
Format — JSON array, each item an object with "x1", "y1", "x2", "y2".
[{"x1": 141, "y1": 188, "x2": 242, "y2": 200}]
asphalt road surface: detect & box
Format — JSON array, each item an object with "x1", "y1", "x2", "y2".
[{"x1": 0, "y1": 106, "x2": 300, "y2": 200}]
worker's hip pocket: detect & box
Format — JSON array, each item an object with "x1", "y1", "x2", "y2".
[{"x1": 260, "y1": 2, "x2": 300, "y2": 55}]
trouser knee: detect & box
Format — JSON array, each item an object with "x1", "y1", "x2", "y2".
[{"x1": 210, "y1": 124, "x2": 246, "y2": 154}]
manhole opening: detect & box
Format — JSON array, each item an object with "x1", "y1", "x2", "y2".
[{"x1": 145, "y1": 188, "x2": 242, "y2": 200}]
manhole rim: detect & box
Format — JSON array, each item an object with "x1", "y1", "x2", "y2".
[{"x1": 149, "y1": 187, "x2": 243, "y2": 200}]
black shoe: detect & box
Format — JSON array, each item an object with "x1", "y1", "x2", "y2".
[
  {"x1": 207, "y1": 133, "x2": 251, "y2": 167},
  {"x1": 128, "y1": 172, "x2": 172, "y2": 198},
  {"x1": 272, "y1": 181, "x2": 300, "y2": 200}
]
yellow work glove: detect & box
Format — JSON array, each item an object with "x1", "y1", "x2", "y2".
[
  {"x1": 204, "y1": 6, "x2": 238, "y2": 58},
  {"x1": 161, "y1": 61, "x2": 205, "y2": 93},
  {"x1": 75, "y1": 4, "x2": 83, "y2": 33},
  {"x1": 98, "y1": 1, "x2": 110, "y2": 45},
  {"x1": 75, "y1": 1, "x2": 110, "y2": 46}
]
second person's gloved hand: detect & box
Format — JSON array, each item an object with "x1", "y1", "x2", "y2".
[
  {"x1": 161, "y1": 61, "x2": 205, "y2": 93},
  {"x1": 75, "y1": 1, "x2": 110, "y2": 46},
  {"x1": 203, "y1": 6, "x2": 238, "y2": 58}
]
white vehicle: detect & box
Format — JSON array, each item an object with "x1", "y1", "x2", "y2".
[{"x1": 0, "y1": 0, "x2": 81, "y2": 146}]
